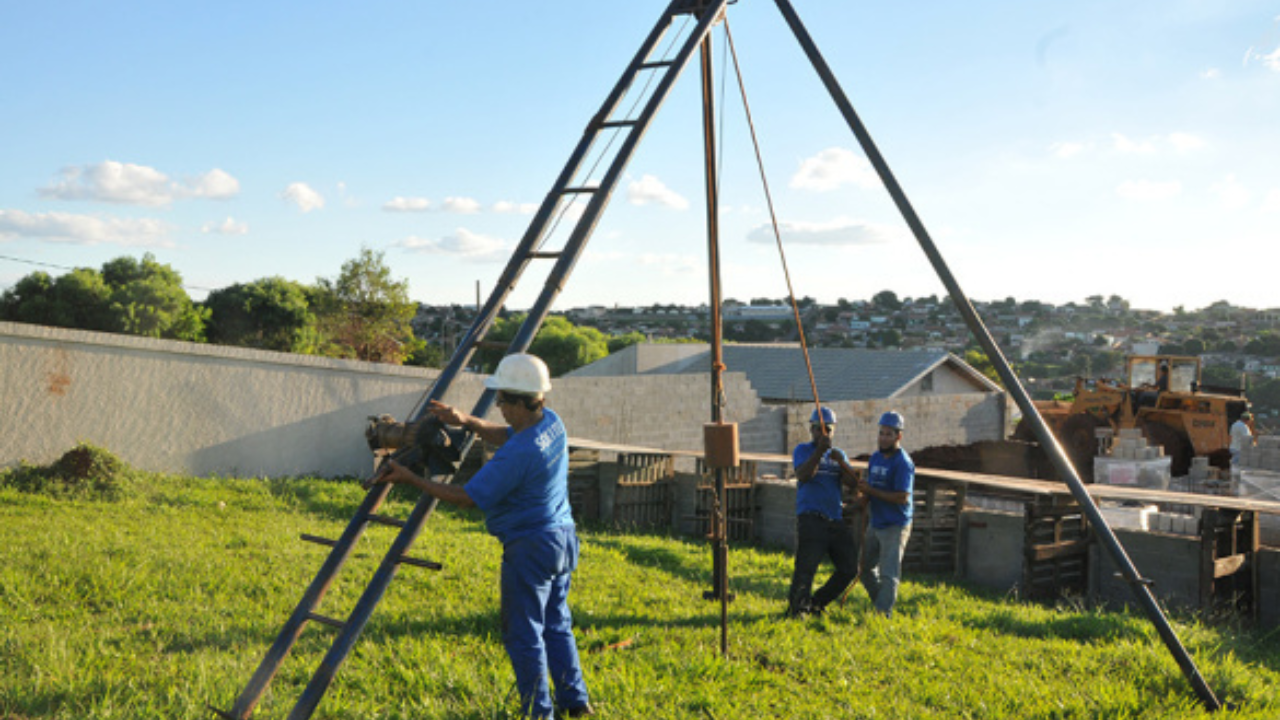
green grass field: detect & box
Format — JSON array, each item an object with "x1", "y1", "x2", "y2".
[{"x1": 2, "y1": 453, "x2": 1278, "y2": 719}]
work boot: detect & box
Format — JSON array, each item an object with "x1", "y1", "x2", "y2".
[{"x1": 561, "y1": 704, "x2": 596, "y2": 718}]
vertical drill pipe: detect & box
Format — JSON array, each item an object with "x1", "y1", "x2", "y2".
[
  {"x1": 700, "y1": 27, "x2": 730, "y2": 655},
  {"x1": 772, "y1": 0, "x2": 1220, "y2": 710}
]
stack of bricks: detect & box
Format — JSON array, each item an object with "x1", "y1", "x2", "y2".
[
  {"x1": 1234, "y1": 435, "x2": 1280, "y2": 546},
  {"x1": 1093, "y1": 427, "x2": 1171, "y2": 490},
  {"x1": 1110, "y1": 427, "x2": 1164, "y2": 460},
  {"x1": 1238, "y1": 434, "x2": 1280, "y2": 472}
]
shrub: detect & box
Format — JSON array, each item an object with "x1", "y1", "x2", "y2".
[{"x1": 0, "y1": 442, "x2": 135, "y2": 500}]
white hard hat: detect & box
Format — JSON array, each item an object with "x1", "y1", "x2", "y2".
[{"x1": 485, "y1": 353, "x2": 552, "y2": 394}]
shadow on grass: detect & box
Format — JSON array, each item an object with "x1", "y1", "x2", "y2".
[
  {"x1": 584, "y1": 534, "x2": 791, "y2": 604},
  {"x1": 360, "y1": 603, "x2": 795, "y2": 645},
  {"x1": 962, "y1": 607, "x2": 1144, "y2": 643}
]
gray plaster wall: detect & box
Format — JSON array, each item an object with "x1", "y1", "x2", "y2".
[
  {"x1": 1089, "y1": 530, "x2": 1202, "y2": 612},
  {"x1": 1, "y1": 321, "x2": 452, "y2": 478},
  {"x1": 1, "y1": 322, "x2": 778, "y2": 478},
  {"x1": 782, "y1": 392, "x2": 1008, "y2": 459},
  {"x1": 3, "y1": 321, "x2": 1005, "y2": 483},
  {"x1": 961, "y1": 510, "x2": 1026, "y2": 593}
]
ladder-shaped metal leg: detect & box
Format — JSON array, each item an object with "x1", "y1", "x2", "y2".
[{"x1": 215, "y1": 1, "x2": 733, "y2": 717}]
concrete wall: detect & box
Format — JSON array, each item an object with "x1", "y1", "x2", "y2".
[
  {"x1": 1089, "y1": 531, "x2": 1202, "y2": 612},
  {"x1": 896, "y1": 364, "x2": 987, "y2": 397},
  {"x1": 961, "y1": 509, "x2": 1026, "y2": 593},
  {"x1": 1, "y1": 322, "x2": 781, "y2": 478},
  {"x1": 1, "y1": 321, "x2": 450, "y2": 478},
  {"x1": 782, "y1": 392, "x2": 1008, "y2": 459}
]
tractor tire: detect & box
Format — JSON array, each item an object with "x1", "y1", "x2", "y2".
[
  {"x1": 1143, "y1": 422, "x2": 1192, "y2": 478},
  {"x1": 1060, "y1": 414, "x2": 1105, "y2": 482},
  {"x1": 1012, "y1": 417, "x2": 1037, "y2": 442}
]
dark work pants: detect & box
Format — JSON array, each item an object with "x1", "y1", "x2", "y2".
[{"x1": 787, "y1": 513, "x2": 859, "y2": 615}]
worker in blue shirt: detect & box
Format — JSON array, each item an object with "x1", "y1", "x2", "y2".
[
  {"x1": 857, "y1": 411, "x2": 915, "y2": 618},
  {"x1": 376, "y1": 353, "x2": 593, "y2": 718},
  {"x1": 786, "y1": 406, "x2": 859, "y2": 617}
]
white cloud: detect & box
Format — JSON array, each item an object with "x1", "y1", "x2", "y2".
[
  {"x1": 790, "y1": 147, "x2": 878, "y2": 192},
  {"x1": 185, "y1": 168, "x2": 240, "y2": 199},
  {"x1": 383, "y1": 196, "x2": 432, "y2": 212},
  {"x1": 396, "y1": 227, "x2": 508, "y2": 261},
  {"x1": 637, "y1": 253, "x2": 699, "y2": 276},
  {"x1": 281, "y1": 182, "x2": 325, "y2": 212},
  {"x1": 1211, "y1": 175, "x2": 1251, "y2": 210},
  {"x1": 202, "y1": 216, "x2": 249, "y2": 235},
  {"x1": 746, "y1": 217, "x2": 902, "y2": 246},
  {"x1": 441, "y1": 196, "x2": 482, "y2": 214},
  {"x1": 1261, "y1": 188, "x2": 1280, "y2": 213},
  {"x1": 1167, "y1": 132, "x2": 1206, "y2": 153},
  {"x1": 1116, "y1": 179, "x2": 1182, "y2": 201},
  {"x1": 1111, "y1": 133, "x2": 1157, "y2": 154},
  {"x1": 1050, "y1": 141, "x2": 1086, "y2": 159},
  {"x1": 39, "y1": 161, "x2": 240, "y2": 205},
  {"x1": 1200, "y1": 68, "x2": 1221, "y2": 79},
  {"x1": 41, "y1": 161, "x2": 173, "y2": 206},
  {"x1": 627, "y1": 174, "x2": 689, "y2": 209},
  {"x1": 1253, "y1": 46, "x2": 1280, "y2": 72},
  {"x1": 493, "y1": 200, "x2": 538, "y2": 215},
  {"x1": 0, "y1": 209, "x2": 174, "y2": 246}
]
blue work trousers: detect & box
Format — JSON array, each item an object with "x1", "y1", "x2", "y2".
[
  {"x1": 501, "y1": 525, "x2": 591, "y2": 719},
  {"x1": 861, "y1": 522, "x2": 912, "y2": 617}
]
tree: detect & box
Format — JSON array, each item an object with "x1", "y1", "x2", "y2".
[
  {"x1": 1201, "y1": 364, "x2": 1242, "y2": 389},
  {"x1": 204, "y1": 277, "x2": 320, "y2": 353},
  {"x1": 474, "y1": 314, "x2": 609, "y2": 376},
  {"x1": 2, "y1": 254, "x2": 206, "y2": 340},
  {"x1": 313, "y1": 248, "x2": 423, "y2": 364},
  {"x1": 963, "y1": 348, "x2": 1002, "y2": 386},
  {"x1": 1, "y1": 268, "x2": 115, "y2": 331},
  {"x1": 873, "y1": 328, "x2": 902, "y2": 348},
  {"x1": 404, "y1": 342, "x2": 446, "y2": 368},
  {"x1": 101, "y1": 254, "x2": 208, "y2": 341},
  {"x1": 1244, "y1": 331, "x2": 1280, "y2": 358},
  {"x1": 608, "y1": 331, "x2": 647, "y2": 354},
  {"x1": 871, "y1": 290, "x2": 901, "y2": 311}
]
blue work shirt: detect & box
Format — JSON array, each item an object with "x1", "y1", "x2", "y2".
[
  {"x1": 866, "y1": 448, "x2": 915, "y2": 529},
  {"x1": 793, "y1": 441, "x2": 846, "y2": 521},
  {"x1": 464, "y1": 408, "x2": 574, "y2": 544}
]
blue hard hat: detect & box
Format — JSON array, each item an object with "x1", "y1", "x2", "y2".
[
  {"x1": 809, "y1": 406, "x2": 837, "y2": 425},
  {"x1": 878, "y1": 411, "x2": 905, "y2": 430}
]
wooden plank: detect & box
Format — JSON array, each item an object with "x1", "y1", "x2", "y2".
[
  {"x1": 1214, "y1": 554, "x2": 1247, "y2": 578},
  {"x1": 1028, "y1": 538, "x2": 1090, "y2": 562},
  {"x1": 569, "y1": 436, "x2": 1280, "y2": 515}
]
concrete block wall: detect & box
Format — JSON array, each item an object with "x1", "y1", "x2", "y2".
[
  {"x1": 1, "y1": 322, "x2": 781, "y2": 479},
  {"x1": 1, "y1": 321, "x2": 449, "y2": 479},
  {"x1": 783, "y1": 392, "x2": 1007, "y2": 458},
  {"x1": 960, "y1": 509, "x2": 1025, "y2": 593},
  {"x1": 755, "y1": 479, "x2": 800, "y2": 552},
  {"x1": 1089, "y1": 530, "x2": 1202, "y2": 612},
  {"x1": 551, "y1": 371, "x2": 766, "y2": 456}
]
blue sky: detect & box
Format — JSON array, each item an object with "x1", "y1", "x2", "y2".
[{"x1": 2, "y1": 1, "x2": 1278, "y2": 314}]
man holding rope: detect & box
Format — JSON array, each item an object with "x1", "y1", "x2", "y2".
[
  {"x1": 857, "y1": 411, "x2": 915, "y2": 618},
  {"x1": 786, "y1": 406, "x2": 860, "y2": 618}
]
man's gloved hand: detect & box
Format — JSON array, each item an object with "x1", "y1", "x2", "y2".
[{"x1": 815, "y1": 433, "x2": 832, "y2": 453}]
